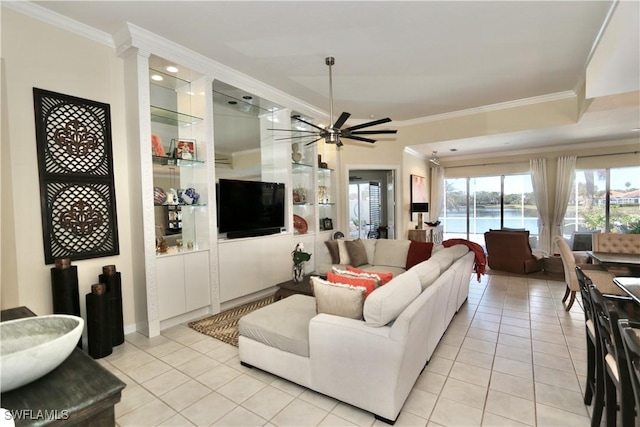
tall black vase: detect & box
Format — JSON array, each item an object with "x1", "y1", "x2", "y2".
[
  {"x1": 86, "y1": 285, "x2": 113, "y2": 359},
  {"x1": 50, "y1": 259, "x2": 81, "y2": 316},
  {"x1": 51, "y1": 258, "x2": 82, "y2": 348},
  {"x1": 99, "y1": 265, "x2": 124, "y2": 346}
]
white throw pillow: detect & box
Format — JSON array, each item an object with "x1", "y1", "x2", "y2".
[
  {"x1": 363, "y1": 270, "x2": 421, "y2": 327},
  {"x1": 311, "y1": 276, "x2": 365, "y2": 320},
  {"x1": 372, "y1": 239, "x2": 411, "y2": 268},
  {"x1": 362, "y1": 239, "x2": 377, "y2": 265}
]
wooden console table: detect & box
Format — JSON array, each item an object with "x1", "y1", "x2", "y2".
[
  {"x1": 275, "y1": 276, "x2": 314, "y2": 300},
  {"x1": 408, "y1": 225, "x2": 443, "y2": 244},
  {"x1": 1, "y1": 307, "x2": 126, "y2": 426}
]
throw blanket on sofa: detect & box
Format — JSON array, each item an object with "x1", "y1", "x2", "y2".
[{"x1": 443, "y1": 239, "x2": 486, "y2": 281}]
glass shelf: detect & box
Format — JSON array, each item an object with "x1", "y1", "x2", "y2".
[
  {"x1": 152, "y1": 155, "x2": 204, "y2": 167},
  {"x1": 150, "y1": 105, "x2": 203, "y2": 126},
  {"x1": 149, "y1": 68, "x2": 191, "y2": 91},
  {"x1": 292, "y1": 162, "x2": 314, "y2": 169},
  {"x1": 318, "y1": 167, "x2": 334, "y2": 172},
  {"x1": 318, "y1": 202, "x2": 335, "y2": 206},
  {"x1": 293, "y1": 202, "x2": 314, "y2": 206}
]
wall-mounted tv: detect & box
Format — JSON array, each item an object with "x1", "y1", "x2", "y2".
[{"x1": 218, "y1": 179, "x2": 285, "y2": 238}]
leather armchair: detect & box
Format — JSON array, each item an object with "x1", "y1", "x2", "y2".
[{"x1": 484, "y1": 230, "x2": 542, "y2": 274}]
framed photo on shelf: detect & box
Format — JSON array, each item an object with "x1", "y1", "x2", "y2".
[
  {"x1": 322, "y1": 217, "x2": 333, "y2": 231},
  {"x1": 170, "y1": 139, "x2": 196, "y2": 160}
]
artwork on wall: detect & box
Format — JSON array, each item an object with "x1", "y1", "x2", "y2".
[
  {"x1": 410, "y1": 174, "x2": 427, "y2": 221},
  {"x1": 33, "y1": 88, "x2": 119, "y2": 264}
]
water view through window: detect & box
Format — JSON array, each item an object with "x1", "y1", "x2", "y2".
[{"x1": 443, "y1": 174, "x2": 538, "y2": 248}]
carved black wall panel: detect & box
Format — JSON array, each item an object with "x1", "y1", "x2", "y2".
[{"x1": 34, "y1": 88, "x2": 119, "y2": 264}]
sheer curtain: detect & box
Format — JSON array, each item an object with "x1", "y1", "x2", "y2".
[
  {"x1": 530, "y1": 158, "x2": 550, "y2": 254},
  {"x1": 429, "y1": 166, "x2": 444, "y2": 222},
  {"x1": 551, "y1": 156, "x2": 577, "y2": 251}
]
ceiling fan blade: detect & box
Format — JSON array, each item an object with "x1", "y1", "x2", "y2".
[
  {"x1": 275, "y1": 135, "x2": 320, "y2": 141},
  {"x1": 268, "y1": 128, "x2": 318, "y2": 133},
  {"x1": 342, "y1": 135, "x2": 377, "y2": 144},
  {"x1": 333, "y1": 112, "x2": 351, "y2": 130},
  {"x1": 349, "y1": 129, "x2": 398, "y2": 135},
  {"x1": 292, "y1": 116, "x2": 325, "y2": 132},
  {"x1": 344, "y1": 117, "x2": 392, "y2": 132},
  {"x1": 305, "y1": 137, "x2": 324, "y2": 146}
]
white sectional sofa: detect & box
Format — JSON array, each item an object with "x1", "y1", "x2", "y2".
[{"x1": 238, "y1": 243, "x2": 475, "y2": 423}]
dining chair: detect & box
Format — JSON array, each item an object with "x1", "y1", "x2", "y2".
[
  {"x1": 554, "y1": 235, "x2": 619, "y2": 311},
  {"x1": 619, "y1": 319, "x2": 640, "y2": 427},
  {"x1": 590, "y1": 286, "x2": 635, "y2": 427},
  {"x1": 576, "y1": 266, "x2": 600, "y2": 406}
]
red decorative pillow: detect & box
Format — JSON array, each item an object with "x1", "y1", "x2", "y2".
[
  {"x1": 345, "y1": 266, "x2": 394, "y2": 286},
  {"x1": 326, "y1": 271, "x2": 377, "y2": 297},
  {"x1": 406, "y1": 241, "x2": 434, "y2": 269}
]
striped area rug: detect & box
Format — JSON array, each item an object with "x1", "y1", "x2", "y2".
[{"x1": 188, "y1": 295, "x2": 275, "y2": 347}]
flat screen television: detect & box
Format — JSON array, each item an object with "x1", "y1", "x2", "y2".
[{"x1": 218, "y1": 179, "x2": 285, "y2": 237}]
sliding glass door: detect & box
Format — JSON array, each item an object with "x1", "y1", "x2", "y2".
[{"x1": 443, "y1": 174, "x2": 538, "y2": 247}]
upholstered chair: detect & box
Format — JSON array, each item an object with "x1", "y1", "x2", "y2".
[{"x1": 553, "y1": 235, "x2": 618, "y2": 310}]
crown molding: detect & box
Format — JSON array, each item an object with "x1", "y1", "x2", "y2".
[
  {"x1": 3, "y1": 0, "x2": 114, "y2": 47},
  {"x1": 396, "y1": 90, "x2": 577, "y2": 127},
  {"x1": 404, "y1": 146, "x2": 427, "y2": 160},
  {"x1": 116, "y1": 23, "x2": 328, "y2": 123}
]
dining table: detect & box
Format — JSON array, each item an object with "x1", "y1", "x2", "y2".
[{"x1": 587, "y1": 251, "x2": 640, "y2": 276}]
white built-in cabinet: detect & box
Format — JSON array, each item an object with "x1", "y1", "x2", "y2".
[
  {"x1": 157, "y1": 251, "x2": 210, "y2": 320},
  {"x1": 117, "y1": 24, "x2": 340, "y2": 335}
]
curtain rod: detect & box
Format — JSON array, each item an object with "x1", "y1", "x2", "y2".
[{"x1": 443, "y1": 150, "x2": 639, "y2": 169}]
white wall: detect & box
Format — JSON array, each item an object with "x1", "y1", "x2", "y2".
[{"x1": 1, "y1": 9, "x2": 140, "y2": 331}]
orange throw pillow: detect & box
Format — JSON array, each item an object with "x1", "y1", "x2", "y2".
[
  {"x1": 345, "y1": 266, "x2": 394, "y2": 286},
  {"x1": 326, "y1": 272, "x2": 377, "y2": 297}
]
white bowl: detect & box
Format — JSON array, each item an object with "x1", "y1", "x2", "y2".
[{"x1": 1, "y1": 314, "x2": 84, "y2": 392}]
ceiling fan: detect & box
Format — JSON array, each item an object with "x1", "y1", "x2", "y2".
[{"x1": 271, "y1": 57, "x2": 397, "y2": 147}]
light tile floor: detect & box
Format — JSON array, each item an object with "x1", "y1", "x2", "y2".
[{"x1": 101, "y1": 273, "x2": 595, "y2": 426}]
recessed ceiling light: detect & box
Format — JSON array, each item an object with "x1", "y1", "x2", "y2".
[
  {"x1": 151, "y1": 74, "x2": 163, "y2": 81},
  {"x1": 165, "y1": 66, "x2": 179, "y2": 73},
  {"x1": 228, "y1": 101, "x2": 237, "y2": 105},
  {"x1": 450, "y1": 148, "x2": 458, "y2": 152},
  {"x1": 242, "y1": 95, "x2": 253, "y2": 100}
]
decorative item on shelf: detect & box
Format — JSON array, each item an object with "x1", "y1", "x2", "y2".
[
  {"x1": 318, "y1": 154, "x2": 322, "y2": 167},
  {"x1": 318, "y1": 185, "x2": 329, "y2": 203},
  {"x1": 166, "y1": 188, "x2": 179, "y2": 205},
  {"x1": 187, "y1": 240, "x2": 194, "y2": 250},
  {"x1": 153, "y1": 186, "x2": 167, "y2": 205},
  {"x1": 157, "y1": 237, "x2": 169, "y2": 254},
  {"x1": 291, "y1": 143, "x2": 302, "y2": 163},
  {"x1": 177, "y1": 188, "x2": 185, "y2": 204},
  {"x1": 176, "y1": 239, "x2": 183, "y2": 251},
  {"x1": 293, "y1": 214, "x2": 308, "y2": 235},
  {"x1": 170, "y1": 138, "x2": 196, "y2": 160},
  {"x1": 151, "y1": 133, "x2": 165, "y2": 157},
  {"x1": 425, "y1": 221, "x2": 441, "y2": 227},
  {"x1": 182, "y1": 187, "x2": 200, "y2": 205},
  {"x1": 293, "y1": 187, "x2": 307, "y2": 203},
  {"x1": 322, "y1": 217, "x2": 334, "y2": 231},
  {"x1": 292, "y1": 243, "x2": 312, "y2": 283}
]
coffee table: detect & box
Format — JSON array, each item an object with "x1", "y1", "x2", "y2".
[{"x1": 275, "y1": 275, "x2": 314, "y2": 300}]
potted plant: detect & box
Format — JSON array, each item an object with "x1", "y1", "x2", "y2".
[{"x1": 292, "y1": 243, "x2": 311, "y2": 283}]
